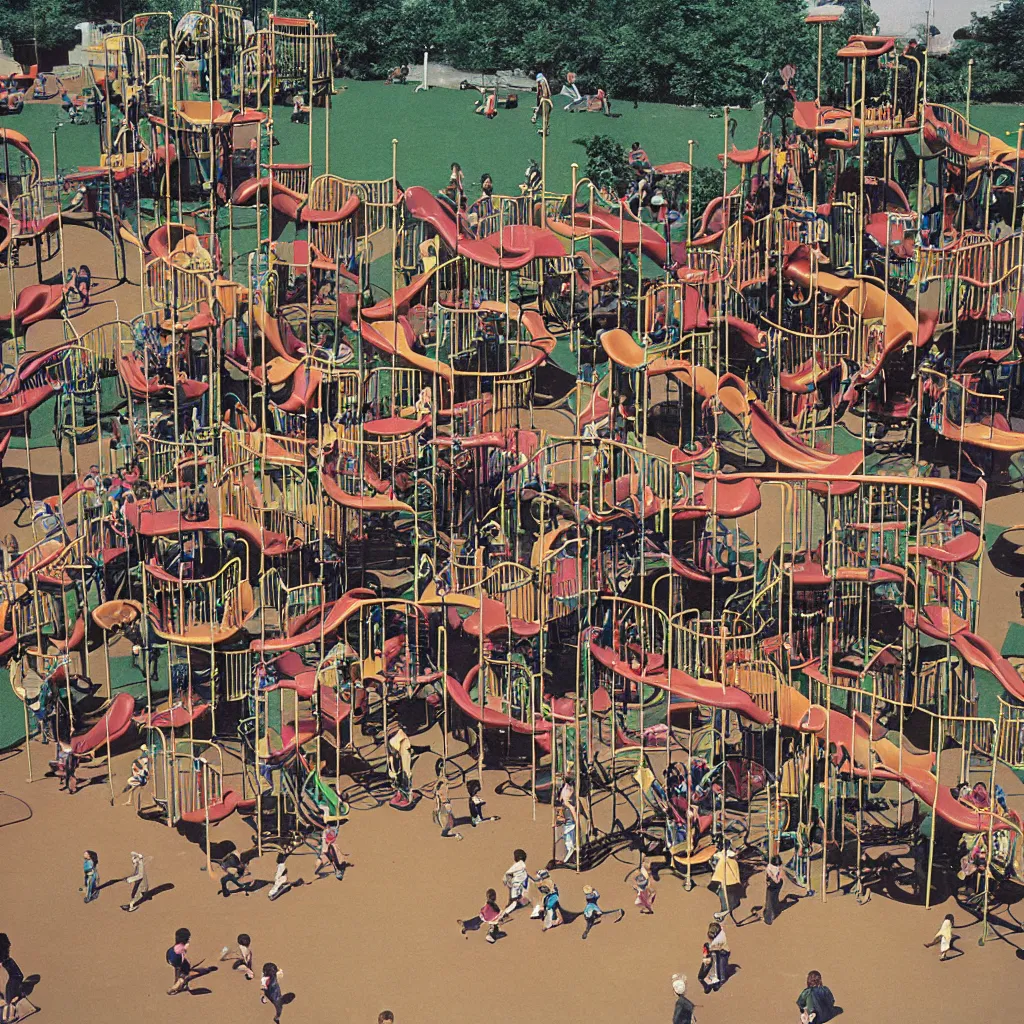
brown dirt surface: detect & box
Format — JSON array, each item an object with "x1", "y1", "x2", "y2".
[{"x1": 2, "y1": 730, "x2": 1024, "y2": 1024}]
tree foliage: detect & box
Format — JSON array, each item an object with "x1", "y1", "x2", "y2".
[
  {"x1": 0, "y1": 0, "x2": 183, "y2": 54},
  {"x1": 572, "y1": 134, "x2": 631, "y2": 193},
  {"x1": 323, "y1": 0, "x2": 880, "y2": 107},
  {"x1": 927, "y1": 0, "x2": 1024, "y2": 104}
]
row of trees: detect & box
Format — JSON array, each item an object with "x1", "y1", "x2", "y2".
[
  {"x1": 3, "y1": 0, "x2": 1024, "y2": 108},
  {"x1": 927, "y1": 0, "x2": 1024, "y2": 105},
  {"x1": 323, "y1": 0, "x2": 870, "y2": 107}
]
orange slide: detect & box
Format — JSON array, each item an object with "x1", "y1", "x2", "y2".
[
  {"x1": 446, "y1": 665, "x2": 554, "y2": 739},
  {"x1": 747, "y1": 399, "x2": 864, "y2": 476},
  {"x1": 785, "y1": 256, "x2": 935, "y2": 386},
  {"x1": 0, "y1": 129, "x2": 41, "y2": 187}
]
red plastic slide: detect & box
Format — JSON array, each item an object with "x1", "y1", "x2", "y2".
[{"x1": 70, "y1": 692, "x2": 135, "y2": 756}]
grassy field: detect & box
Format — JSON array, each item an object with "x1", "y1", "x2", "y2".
[{"x1": 12, "y1": 82, "x2": 1024, "y2": 199}]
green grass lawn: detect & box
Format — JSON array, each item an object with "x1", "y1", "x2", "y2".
[{"x1": 13, "y1": 83, "x2": 1024, "y2": 201}]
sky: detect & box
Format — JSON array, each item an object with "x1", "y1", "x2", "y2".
[{"x1": 874, "y1": 0, "x2": 996, "y2": 34}]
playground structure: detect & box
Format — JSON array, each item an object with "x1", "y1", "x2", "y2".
[{"x1": 2, "y1": 8, "x2": 1024, "y2": 940}]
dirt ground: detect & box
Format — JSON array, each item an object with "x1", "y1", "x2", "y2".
[
  {"x1": 2, "y1": 198, "x2": 1024, "y2": 1024},
  {"x1": 2, "y1": 729, "x2": 1024, "y2": 1024}
]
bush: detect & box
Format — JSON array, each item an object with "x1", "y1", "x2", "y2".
[{"x1": 572, "y1": 134, "x2": 632, "y2": 195}]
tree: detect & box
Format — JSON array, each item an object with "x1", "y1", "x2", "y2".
[
  {"x1": 572, "y1": 134, "x2": 631, "y2": 194},
  {"x1": 0, "y1": 0, "x2": 181, "y2": 56},
  {"x1": 927, "y1": 0, "x2": 1024, "y2": 104}
]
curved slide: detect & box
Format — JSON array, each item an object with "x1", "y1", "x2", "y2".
[
  {"x1": 445, "y1": 666, "x2": 553, "y2": 738},
  {"x1": 587, "y1": 632, "x2": 774, "y2": 725},
  {"x1": 785, "y1": 256, "x2": 934, "y2": 385},
  {"x1": 123, "y1": 499, "x2": 300, "y2": 558},
  {"x1": 951, "y1": 630, "x2": 1024, "y2": 704},
  {"x1": 70, "y1": 692, "x2": 135, "y2": 757},
  {"x1": 178, "y1": 787, "x2": 257, "y2": 825},
  {"x1": 748, "y1": 399, "x2": 864, "y2": 475},
  {"x1": 250, "y1": 588, "x2": 377, "y2": 654}
]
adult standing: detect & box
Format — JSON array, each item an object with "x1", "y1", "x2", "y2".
[
  {"x1": 531, "y1": 73, "x2": 551, "y2": 127},
  {"x1": 431, "y1": 757, "x2": 463, "y2": 840},
  {"x1": 82, "y1": 850, "x2": 100, "y2": 903}
]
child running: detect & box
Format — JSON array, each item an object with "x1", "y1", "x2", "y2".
[
  {"x1": 541, "y1": 883, "x2": 564, "y2": 931},
  {"x1": 314, "y1": 825, "x2": 351, "y2": 880},
  {"x1": 459, "y1": 889, "x2": 504, "y2": 944},
  {"x1": 924, "y1": 913, "x2": 958, "y2": 961},
  {"x1": 219, "y1": 851, "x2": 253, "y2": 897},
  {"x1": 220, "y1": 933, "x2": 255, "y2": 980},
  {"x1": 121, "y1": 851, "x2": 149, "y2": 912},
  {"x1": 498, "y1": 849, "x2": 538, "y2": 921},
  {"x1": 268, "y1": 853, "x2": 294, "y2": 901},
  {"x1": 260, "y1": 962, "x2": 285, "y2": 1022},
  {"x1": 166, "y1": 928, "x2": 194, "y2": 995},
  {"x1": 581, "y1": 885, "x2": 625, "y2": 939},
  {"x1": 633, "y1": 860, "x2": 656, "y2": 914}
]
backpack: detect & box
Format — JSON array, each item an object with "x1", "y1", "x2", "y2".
[{"x1": 166, "y1": 946, "x2": 182, "y2": 968}]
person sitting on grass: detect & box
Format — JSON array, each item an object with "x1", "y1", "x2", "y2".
[
  {"x1": 521, "y1": 160, "x2": 542, "y2": 196},
  {"x1": 531, "y1": 72, "x2": 551, "y2": 125},
  {"x1": 628, "y1": 141, "x2": 651, "y2": 168},
  {"x1": 57, "y1": 80, "x2": 83, "y2": 123},
  {"x1": 474, "y1": 88, "x2": 498, "y2": 119},
  {"x1": 562, "y1": 71, "x2": 584, "y2": 111}
]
